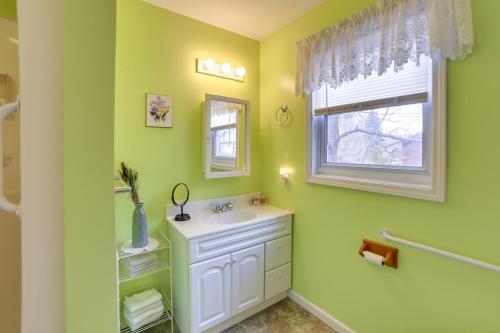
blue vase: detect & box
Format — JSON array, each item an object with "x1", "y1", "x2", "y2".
[{"x1": 132, "y1": 203, "x2": 148, "y2": 248}]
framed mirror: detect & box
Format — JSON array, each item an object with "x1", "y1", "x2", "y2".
[
  {"x1": 204, "y1": 94, "x2": 250, "y2": 178},
  {"x1": 171, "y1": 183, "x2": 190, "y2": 221}
]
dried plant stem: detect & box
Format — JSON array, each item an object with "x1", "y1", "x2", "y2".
[{"x1": 120, "y1": 162, "x2": 141, "y2": 204}]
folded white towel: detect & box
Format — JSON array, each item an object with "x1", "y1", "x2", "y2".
[
  {"x1": 124, "y1": 260, "x2": 157, "y2": 270},
  {"x1": 126, "y1": 262, "x2": 158, "y2": 275},
  {"x1": 124, "y1": 289, "x2": 162, "y2": 313},
  {"x1": 124, "y1": 253, "x2": 158, "y2": 268},
  {"x1": 125, "y1": 300, "x2": 163, "y2": 318},
  {"x1": 125, "y1": 309, "x2": 163, "y2": 331},
  {"x1": 125, "y1": 303, "x2": 164, "y2": 327}
]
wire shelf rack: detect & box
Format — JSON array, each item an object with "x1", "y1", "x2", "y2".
[
  {"x1": 120, "y1": 310, "x2": 172, "y2": 333},
  {"x1": 116, "y1": 231, "x2": 173, "y2": 333}
]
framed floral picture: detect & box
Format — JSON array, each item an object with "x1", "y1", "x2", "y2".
[{"x1": 146, "y1": 93, "x2": 173, "y2": 128}]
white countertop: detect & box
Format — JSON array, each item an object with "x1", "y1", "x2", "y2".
[{"x1": 166, "y1": 193, "x2": 293, "y2": 239}]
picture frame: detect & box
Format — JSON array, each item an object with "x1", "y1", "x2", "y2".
[{"x1": 146, "y1": 93, "x2": 173, "y2": 128}]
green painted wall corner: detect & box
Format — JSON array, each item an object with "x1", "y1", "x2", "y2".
[{"x1": 0, "y1": 0, "x2": 16, "y2": 20}]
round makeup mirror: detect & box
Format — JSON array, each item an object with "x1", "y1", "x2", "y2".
[{"x1": 171, "y1": 183, "x2": 190, "y2": 221}]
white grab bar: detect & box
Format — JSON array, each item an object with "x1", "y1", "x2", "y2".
[
  {"x1": 0, "y1": 100, "x2": 20, "y2": 216},
  {"x1": 381, "y1": 228, "x2": 500, "y2": 273}
]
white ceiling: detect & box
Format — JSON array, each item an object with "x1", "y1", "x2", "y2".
[{"x1": 143, "y1": 0, "x2": 325, "y2": 41}]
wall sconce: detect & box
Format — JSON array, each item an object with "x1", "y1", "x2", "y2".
[
  {"x1": 279, "y1": 166, "x2": 291, "y2": 185},
  {"x1": 197, "y1": 58, "x2": 246, "y2": 82}
]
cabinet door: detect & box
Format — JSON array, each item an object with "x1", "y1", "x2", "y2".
[
  {"x1": 190, "y1": 254, "x2": 231, "y2": 333},
  {"x1": 231, "y1": 244, "x2": 264, "y2": 315}
]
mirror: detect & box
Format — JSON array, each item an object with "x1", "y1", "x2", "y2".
[
  {"x1": 204, "y1": 94, "x2": 250, "y2": 178},
  {"x1": 171, "y1": 183, "x2": 190, "y2": 221}
]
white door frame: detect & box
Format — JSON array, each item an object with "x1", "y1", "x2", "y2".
[{"x1": 17, "y1": 0, "x2": 65, "y2": 332}]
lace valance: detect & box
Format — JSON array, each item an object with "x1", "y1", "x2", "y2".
[{"x1": 296, "y1": 0, "x2": 473, "y2": 95}]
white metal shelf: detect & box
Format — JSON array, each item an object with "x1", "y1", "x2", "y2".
[
  {"x1": 116, "y1": 230, "x2": 173, "y2": 333},
  {"x1": 119, "y1": 253, "x2": 170, "y2": 284},
  {"x1": 120, "y1": 310, "x2": 172, "y2": 333},
  {"x1": 117, "y1": 231, "x2": 170, "y2": 260}
]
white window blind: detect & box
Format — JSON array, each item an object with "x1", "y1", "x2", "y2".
[{"x1": 313, "y1": 55, "x2": 432, "y2": 115}]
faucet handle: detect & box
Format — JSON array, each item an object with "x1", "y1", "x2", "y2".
[{"x1": 209, "y1": 203, "x2": 221, "y2": 213}]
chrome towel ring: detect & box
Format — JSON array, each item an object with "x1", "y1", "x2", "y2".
[{"x1": 275, "y1": 104, "x2": 290, "y2": 126}]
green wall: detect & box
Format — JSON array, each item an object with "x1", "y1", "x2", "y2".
[
  {"x1": 260, "y1": 1, "x2": 500, "y2": 332},
  {"x1": 0, "y1": 0, "x2": 16, "y2": 20},
  {"x1": 113, "y1": 1, "x2": 500, "y2": 332},
  {"x1": 64, "y1": 0, "x2": 117, "y2": 332},
  {"x1": 114, "y1": 0, "x2": 260, "y2": 242}
]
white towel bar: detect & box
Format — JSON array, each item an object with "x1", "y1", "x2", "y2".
[
  {"x1": 114, "y1": 176, "x2": 131, "y2": 194},
  {"x1": 381, "y1": 228, "x2": 500, "y2": 274},
  {"x1": 0, "y1": 100, "x2": 20, "y2": 216}
]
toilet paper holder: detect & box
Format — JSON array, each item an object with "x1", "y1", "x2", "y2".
[{"x1": 359, "y1": 239, "x2": 398, "y2": 269}]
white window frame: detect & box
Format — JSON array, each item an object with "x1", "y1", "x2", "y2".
[
  {"x1": 305, "y1": 58, "x2": 446, "y2": 202},
  {"x1": 211, "y1": 125, "x2": 238, "y2": 171},
  {"x1": 211, "y1": 124, "x2": 238, "y2": 159},
  {"x1": 209, "y1": 105, "x2": 239, "y2": 172}
]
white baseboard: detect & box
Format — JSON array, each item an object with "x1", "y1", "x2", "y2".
[{"x1": 288, "y1": 290, "x2": 357, "y2": 333}]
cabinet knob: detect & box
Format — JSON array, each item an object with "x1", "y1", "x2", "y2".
[
  {"x1": 232, "y1": 259, "x2": 238, "y2": 264},
  {"x1": 278, "y1": 243, "x2": 283, "y2": 249},
  {"x1": 278, "y1": 273, "x2": 283, "y2": 278}
]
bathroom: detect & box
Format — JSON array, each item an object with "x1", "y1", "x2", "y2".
[{"x1": 2, "y1": 0, "x2": 500, "y2": 332}]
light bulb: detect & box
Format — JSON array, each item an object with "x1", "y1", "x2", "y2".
[
  {"x1": 235, "y1": 66, "x2": 246, "y2": 77},
  {"x1": 220, "y1": 63, "x2": 232, "y2": 74},
  {"x1": 204, "y1": 58, "x2": 215, "y2": 70},
  {"x1": 279, "y1": 166, "x2": 290, "y2": 176},
  {"x1": 279, "y1": 166, "x2": 291, "y2": 185}
]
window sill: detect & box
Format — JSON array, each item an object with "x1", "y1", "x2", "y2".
[{"x1": 305, "y1": 173, "x2": 445, "y2": 202}]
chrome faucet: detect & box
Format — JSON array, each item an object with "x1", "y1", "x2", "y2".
[
  {"x1": 221, "y1": 201, "x2": 233, "y2": 212},
  {"x1": 210, "y1": 201, "x2": 234, "y2": 213},
  {"x1": 209, "y1": 203, "x2": 221, "y2": 213}
]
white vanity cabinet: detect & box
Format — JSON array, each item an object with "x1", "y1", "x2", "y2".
[
  {"x1": 190, "y1": 254, "x2": 232, "y2": 332},
  {"x1": 169, "y1": 214, "x2": 292, "y2": 333},
  {"x1": 190, "y1": 244, "x2": 265, "y2": 332},
  {"x1": 230, "y1": 244, "x2": 265, "y2": 315}
]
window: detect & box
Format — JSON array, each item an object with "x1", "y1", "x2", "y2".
[
  {"x1": 306, "y1": 55, "x2": 446, "y2": 202},
  {"x1": 213, "y1": 127, "x2": 236, "y2": 158},
  {"x1": 210, "y1": 102, "x2": 238, "y2": 171}
]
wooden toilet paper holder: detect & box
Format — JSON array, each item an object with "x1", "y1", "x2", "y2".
[{"x1": 359, "y1": 239, "x2": 398, "y2": 269}]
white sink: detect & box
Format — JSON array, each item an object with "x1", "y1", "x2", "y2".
[
  {"x1": 207, "y1": 210, "x2": 257, "y2": 224},
  {"x1": 166, "y1": 193, "x2": 293, "y2": 239}
]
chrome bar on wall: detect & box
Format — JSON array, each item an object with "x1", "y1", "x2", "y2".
[
  {"x1": 0, "y1": 100, "x2": 20, "y2": 216},
  {"x1": 114, "y1": 176, "x2": 131, "y2": 193},
  {"x1": 114, "y1": 186, "x2": 131, "y2": 193},
  {"x1": 381, "y1": 228, "x2": 500, "y2": 273}
]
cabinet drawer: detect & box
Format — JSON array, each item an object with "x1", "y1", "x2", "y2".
[
  {"x1": 189, "y1": 216, "x2": 292, "y2": 264},
  {"x1": 265, "y1": 263, "x2": 291, "y2": 300},
  {"x1": 265, "y1": 236, "x2": 292, "y2": 271}
]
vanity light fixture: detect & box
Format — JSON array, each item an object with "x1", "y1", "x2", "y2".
[
  {"x1": 279, "y1": 166, "x2": 291, "y2": 185},
  {"x1": 204, "y1": 58, "x2": 216, "y2": 70},
  {"x1": 196, "y1": 58, "x2": 245, "y2": 82},
  {"x1": 235, "y1": 66, "x2": 246, "y2": 78},
  {"x1": 220, "y1": 63, "x2": 232, "y2": 74}
]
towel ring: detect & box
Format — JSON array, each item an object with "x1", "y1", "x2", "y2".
[{"x1": 275, "y1": 104, "x2": 290, "y2": 126}]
